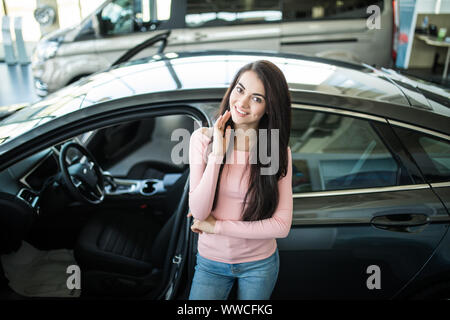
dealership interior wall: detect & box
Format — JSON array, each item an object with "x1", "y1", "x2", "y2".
[
  {"x1": 0, "y1": 0, "x2": 104, "y2": 59},
  {"x1": 0, "y1": 0, "x2": 104, "y2": 106},
  {"x1": 402, "y1": 0, "x2": 450, "y2": 86}
]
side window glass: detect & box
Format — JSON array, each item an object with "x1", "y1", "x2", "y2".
[
  {"x1": 185, "y1": 0, "x2": 281, "y2": 28},
  {"x1": 100, "y1": 0, "x2": 133, "y2": 35},
  {"x1": 290, "y1": 109, "x2": 409, "y2": 193},
  {"x1": 393, "y1": 126, "x2": 450, "y2": 183},
  {"x1": 419, "y1": 137, "x2": 450, "y2": 176},
  {"x1": 100, "y1": 0, "x2": 171, "y2": 35},
  {"x1": 282, "y1": 0, "x2": 384, "y2": 22}
]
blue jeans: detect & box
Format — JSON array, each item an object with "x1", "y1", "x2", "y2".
[{"x1": 189, "y1": 249, "x2": 279, "y2": 300}]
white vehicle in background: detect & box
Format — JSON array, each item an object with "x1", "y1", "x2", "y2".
[{"x1": 32, "y1": 0, "x2": 397, "y2": 96}]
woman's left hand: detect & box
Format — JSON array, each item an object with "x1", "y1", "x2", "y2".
[{"x1": 188, "y1": 212, "x2": 217, "y2": 234}]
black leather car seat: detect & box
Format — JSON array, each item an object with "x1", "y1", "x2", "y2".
[
  {"x1": 74, "y1": 169, "x2": 189, "y2": 297},
  {"x1": 0, "y1": 192, "x2": 35, "y2": 254}
]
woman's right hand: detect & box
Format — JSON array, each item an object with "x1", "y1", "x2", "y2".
[{"x1": 212, "y1": 110, "x2": 232, "y2": 157}]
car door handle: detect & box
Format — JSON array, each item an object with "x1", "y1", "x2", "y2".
[{"x1": 371, "y1": 214, "x2": 430, "y2": 230}]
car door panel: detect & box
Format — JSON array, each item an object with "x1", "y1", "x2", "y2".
[
  {"x1": 274, "y1": 188, "x2": 449, "y2": 299},
  {"x1": 183, "y1": 24, "x2": 281, "y2": 51},
  {"x1": 431, "y1": 186, "x2": 450, "y2": 215},
  {"x1": 279, "y1": 0, "x2": 392, "y2": 66},
  {"x1": 274, "y1": 106, "x2": 449, "y2": 299}
]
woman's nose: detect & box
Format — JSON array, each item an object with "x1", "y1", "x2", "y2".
[{"x1": 236, "y1": 95, "x2": 251, "y2": 109}]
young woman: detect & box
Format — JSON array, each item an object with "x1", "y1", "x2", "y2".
[{"x1": 187, "y1": 60, "x2": 292, "y2": 300}]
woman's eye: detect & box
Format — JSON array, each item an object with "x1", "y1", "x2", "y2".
[
  {"x1": 236, "y1": 86, "x2": 243, "y2": 93},
  {"x1": 253, "y1": 97, "x2": 262, "y2": 103}
]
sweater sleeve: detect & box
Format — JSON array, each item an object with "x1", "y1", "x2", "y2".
[
  {"x1": 213, "y1": 147, "x2": 293, "y2": 239},
  {"x1": 188, "y1": 128, "x2": 223, "y2": 221}
]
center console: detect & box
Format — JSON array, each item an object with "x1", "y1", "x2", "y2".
[{"x1": 103, "y1": 173, "x2": 183, "y2": 199}]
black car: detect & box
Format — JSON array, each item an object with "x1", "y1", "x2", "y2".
[{"x1": 0, "y1": 51, "x2": 449, "y2": 300}]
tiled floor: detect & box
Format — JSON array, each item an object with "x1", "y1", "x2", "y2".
[{"x1": 0, "y1": 63, "x2": 40, "y2": 107}]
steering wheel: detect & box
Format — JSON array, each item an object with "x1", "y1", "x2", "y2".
[{"x1": 59, "y1": 142, "x2": 105, "y2": 205}]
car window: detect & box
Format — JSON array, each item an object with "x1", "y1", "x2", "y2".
[
  {"x1": 100, "y1": 0, "x2": 171, "y2": 35},
  {"x1": 290, "y1": 109, "x2": 410, "y2": 193},
  {"x1": 419, "y1": 137, "x2": 450, "y2": 177},
  {"x1": 282, "y1": 0, "x2": 384, "y2": 22},
  {"x1": 392, "y1": 126, "x2": 450, "y2": 183},
  {"x1": 185, "y1": 0, "x2": 281, "y2": 28},
  {"x1": 100, "y1": 0, "x2": 134, "y2": 35}
]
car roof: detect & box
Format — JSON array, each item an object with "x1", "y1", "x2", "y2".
[
  {"x1": 76, "y1": 50, "x2": 413, "y2": 107},
  {"x1": 5, "y1": 50, "x2": 449, "y2": 122},
  {"x1": 0, "y1": 50, "x2": 448, "y2": 147}
]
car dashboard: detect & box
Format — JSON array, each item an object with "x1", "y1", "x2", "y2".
[
  {"x1": 0, "y1": 139, "x2": 73, "y2": 214},
  {"x1": 19, "y1": 149, "x2": 59, "y2": 191},
  {"x1": 0, "y1": 134, "x2": 185, "y2": 217}
]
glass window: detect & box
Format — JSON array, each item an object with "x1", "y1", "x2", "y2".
[
  {"x1": 185, "y1": 0, "x2": 281, "y2": 28},
  {"x1": 282, "y1": 0, "x2": 384, "y2": 22},
  {"x1": 290, "y1": 109, "x2": 409, "y2": 193},
  {"x1": 419, "y1": 137, "x2": 450, "y2": 177},
  {"x1": 100, "y1": 0, "x2": 134, "y2": 35},
  {"x1": 393, "y1": 126, "x2": 450, "y2": 183},
  {"x1": 99, "y1": 0, "x2": 171, "y2": 35}
]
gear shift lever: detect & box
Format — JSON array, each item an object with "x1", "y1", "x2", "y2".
[{"x1": 102, "y1": 171, "x2": 118, "y2": 191}]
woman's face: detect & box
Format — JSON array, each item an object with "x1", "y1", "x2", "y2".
[{"x1": 229, "y1": 70, "x2": 267, "y2": 130}]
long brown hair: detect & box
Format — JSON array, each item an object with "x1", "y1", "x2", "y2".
[{"x1": 210, "y1": 60, "x2": 291, "y2": 221}]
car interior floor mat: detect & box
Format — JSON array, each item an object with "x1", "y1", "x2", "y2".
[{"x1": 0, "y1": 241, "x2": 80, "y2": 298}]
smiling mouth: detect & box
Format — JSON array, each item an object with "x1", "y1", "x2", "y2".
[{"x1": 234, "y1": 105, "x2": 248, "y2": 115}]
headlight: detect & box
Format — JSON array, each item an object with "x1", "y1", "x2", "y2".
[{"x1": 35, "y1": 41, "x2": 60, "y2": 60}]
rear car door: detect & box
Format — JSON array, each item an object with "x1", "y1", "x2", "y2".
[
  {"x1": 182, "y1": 0, "x2": 281, "y2": 51},
  {"x1": 273, "y1": 105, "x2": 449, "y2": 299}
]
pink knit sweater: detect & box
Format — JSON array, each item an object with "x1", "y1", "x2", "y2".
[{"x1": 188, "y1": 128, "x2": 293, "y2": 264}]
